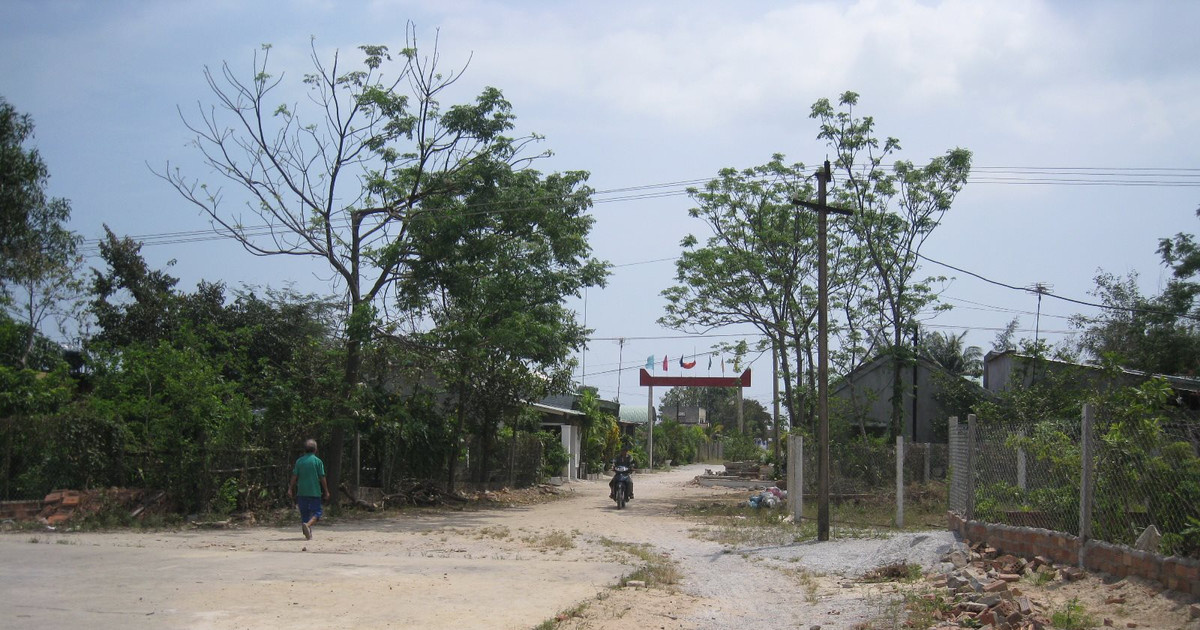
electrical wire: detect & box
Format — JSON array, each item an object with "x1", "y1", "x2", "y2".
[
  {"x1": 77, "y1": 164, "x2": 1200, "y2": 255},
  {"x1": 917, "y1": 253, "x2": 1200, "y2": 322}
]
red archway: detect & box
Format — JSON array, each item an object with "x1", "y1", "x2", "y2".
[{"x1": 638, "y1": 368, "x2": 751, "y2": 469}]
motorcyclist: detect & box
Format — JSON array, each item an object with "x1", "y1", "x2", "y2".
[{"x1": 609, "y1": 446, "x2": 634, "y2": 500}]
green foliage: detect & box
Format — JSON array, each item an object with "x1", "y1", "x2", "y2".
[
  {"x1": 1073, "y1": 211, "x2": 1200, "y2": 376},
  {"x1": 1092, "y1": 378, "x2": 1200, "y2": 556},
  {"x1": 722, "y1": 432, "x2": 762, "y2": 463},
  {"x1": 538, "y1": 431, "x2": 570, "y2": 479},
  {"x1": 213, "y1": 477, "x2": 239, "y2": 515},
  {"x1": 0, "y1": 99, "x2": 84, "y2": 369},
  {"x1": 1050, "y1": 598, "x2": 1096, "y2": 630},
  {"x1": 660, "y1": 155, "x2": 820, "y2": 426},
  {"x1": 652, "y1": 420, "x2": 707, "y2": 466},
  {"x1": 920, "y1": 330, "x2": 983, "y2": 378},
  {"x1": 579, "y1": 390, "x2": 619, "y2": 473},
  {"x1": 812, "y1": 91, "x2": 971, "y2": 436}
]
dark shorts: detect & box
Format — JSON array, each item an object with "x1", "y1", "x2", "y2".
[{"x1": 297, "y1": 496, "x2": 323, "y2": 523}]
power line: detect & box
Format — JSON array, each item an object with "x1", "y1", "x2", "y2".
[
  {"x1": 78, "y1": 164, "x2": 1200, "y2": 255},
  {"x1": 941, "y1": 295, "x2": 1074, "y2": 321},
  {"x1": 918, "y1": 253, "x2": 1200, "y2": 322}
]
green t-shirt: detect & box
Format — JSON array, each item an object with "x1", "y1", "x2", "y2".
[{"x1": 293, "y1": 453, "x2": 326, "y2": 497}]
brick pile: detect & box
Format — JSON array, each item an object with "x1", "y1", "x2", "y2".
[
  {"x1": 37, "y1": 488, "x2": 165, "y2": 525},
  {"x1": 924, "y1": 542, "x2": 1087, "y2": 629}
]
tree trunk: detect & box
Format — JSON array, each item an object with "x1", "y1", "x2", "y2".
[
  {"x1": 328, "y1": 334, "x2": 363, "y2": 509},
  {"x1": 446, "y1": 374, "x2": 470, "y2": 492},
  {"x1": 890, "y1": 324, "x2": 905, "y2": 439},
  {"x1": 777, "y1": 333, "x2": 798, "y2": 432}
]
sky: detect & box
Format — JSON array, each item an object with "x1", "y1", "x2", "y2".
[{"x1": 3, "y1": 0, "x2": 1198, "y2": 413}]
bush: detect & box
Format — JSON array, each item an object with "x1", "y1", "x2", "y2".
[
  {"x1": 722, "y1": 433, "x2": 761, "y2": 462},
  {"x1": 539, "y1": 432, "x2": 570, "y2": 479}
]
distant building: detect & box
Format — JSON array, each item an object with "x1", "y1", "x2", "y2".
[
  {"x1": 983, "y1": 349, "x2": 1200, "y2": 411},
  {"x1": 832, "y1": 354, "x2": 988, "y2": 442},
  {"x1": 534, "y1": 387, "x2": 620, "y2": 480}
]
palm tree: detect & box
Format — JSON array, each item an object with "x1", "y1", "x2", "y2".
[{"x1": 920, "y1": 330, "x2": 983, "y2": 378}]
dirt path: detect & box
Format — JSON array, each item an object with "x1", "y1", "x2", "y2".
[{"x1": 0, "y1": 464, "x2": 923, "y2": 630}]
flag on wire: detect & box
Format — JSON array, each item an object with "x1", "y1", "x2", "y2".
[
  {"x1": 707, "y1": 354, "x2": 712, "y2": 370},
  {"x1": 721, "y1": 357, "x2": 725, "y2": 375},
  {"x1": 662, "y1": 355, "x2": 668, "y2": 371},
  {"x1": 645, "y1": 355, "x2": 655, "y2": 371},
  {"x1": 680, "y1": 355, "x2": 696, "y2": 369}
]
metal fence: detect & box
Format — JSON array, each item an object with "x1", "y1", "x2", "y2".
[{"x1": 948, "y1": 405, "x2": 1200, "y2": 558}]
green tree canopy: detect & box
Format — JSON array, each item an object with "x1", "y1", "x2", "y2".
[
  {"x1": 160, "y1": 29, "x2": 576, "y2": 499},
  {"x1": 1072, "y1": 210, "x2": 1200, "y2": 377}
]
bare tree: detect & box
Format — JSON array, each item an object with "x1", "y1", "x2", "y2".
[{"x1": 159, "y1": 26, "x2": 546, "y2": 501}]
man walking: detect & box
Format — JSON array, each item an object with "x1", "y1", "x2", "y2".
[{"x1": 288, "y1": 439, "x2": 330, "y2": 540}]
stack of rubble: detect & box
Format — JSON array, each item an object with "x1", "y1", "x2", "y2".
[
  {"x1": 924, "y1": 542, "x2": 1084, "y2": 629},
  {"x1": 721, "y1": 461, "x2": 762, "y2": 479},
  {"x1": 38, "y1": 488, "x2": 166, "y2": 525}
]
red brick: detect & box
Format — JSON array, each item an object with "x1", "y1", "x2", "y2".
[{"x1": 983, "y1": 579, "x2": 1009, "y2": 592}]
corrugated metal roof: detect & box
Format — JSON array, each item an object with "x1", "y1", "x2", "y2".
[
  {"x1": 530, "y1": 402, "x2": 584, "y2": 416},
  {"x1": 618, "y1": 405, "x2": 653, "y2": 424}
]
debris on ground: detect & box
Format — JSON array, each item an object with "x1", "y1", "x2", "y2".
[
  {"x1": 38, "y1": 488, "x2": 168, "y2": 526},
  {"x1": 468, "y1": 484, "x2": 573, "y2": 507},
  {"x1": 747, "y1": 486, "x2": 787, "y2": 509},
  {"x1": 918, "y1": 540, "x2": 1200, "y2": 629}
]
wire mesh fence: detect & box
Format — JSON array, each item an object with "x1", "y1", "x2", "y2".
[
  {"x1": 949, "y1": 404, "x2": 1200, "y2": 559},
  {"x1": 1091, "y1": 403, "x2": 1200, "y2": 556},
  {"x1": 970, "y1": 417, "x2": 1082, "y2": 534}
]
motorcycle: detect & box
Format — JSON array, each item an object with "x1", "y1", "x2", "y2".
[{"x1": 611, "y1": 464, "x2": 632, "y2": 509}]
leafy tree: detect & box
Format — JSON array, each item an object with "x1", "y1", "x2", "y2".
[
  {"x1": 89, "y1": 227, "x2": 182, "y2": 348},
  {"x1": 0, "y1": 99, "x2": 84, "y2": 368},
  {"x1": 811, "y1": 91, "x2": 971, "y2": 437},
  {"x1": 992, "y1": 317, "x2": 1021, "y2": 353},
  {"x1": 397, "y1": 164, "x2": 607, "y2": 488},
  {"x1": 161, "y1": 31, "x2": 557, "y2": 499},
  {"x1": 920, "y1": 330, "x2": 983, "y2": 378},
  {"x1": 0, "y1": 97, "x2": 48, "y2": 277},
  {"x1": 1072, "y1": 210, "x2": 1200, "y2": 376},
  {"x1": 660, "y1": 156, "x2": 823, "y2": 428},
  {"x1": 579, "y1": 388, "x2": 619, "y2": 473}
]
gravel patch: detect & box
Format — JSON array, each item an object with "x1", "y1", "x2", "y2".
[{"x1": 749, "y1": 530, "x2": 964, "y2": 576}]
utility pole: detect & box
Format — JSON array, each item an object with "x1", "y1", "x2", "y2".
[
  {"x1": 615, "y1": 337, "x2": 626, "y2": 403},
  {"x1": 647, "y1": 383, "x2": 654, "y2": 470},
  {"x1": 794, "y1": 160, "x2": 852, "y2": 542}
]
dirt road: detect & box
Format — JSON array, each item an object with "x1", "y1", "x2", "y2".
[{"x1": 0, "y1": 464, "x2": 933, "y2": 629}]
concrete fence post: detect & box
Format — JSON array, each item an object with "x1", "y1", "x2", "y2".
[
  {"x1": 966, "y1": 414, "x2": 977, "y2": 521},
  {"x1": 1079, "y1": 403, "x2": 1095, "y2": 567},
  {"x1": 896, "y1": 435, "x2": 905, "y2": 529},
  {"x1": 1016, "y1": 428, "x2": 1027, "y2": 492},
  {"x1": 923, "y1": 442, "x2": 931, "y2": 484},
  {"x1": 788, "y1": 434, "x2": 803, "y2": 524}
]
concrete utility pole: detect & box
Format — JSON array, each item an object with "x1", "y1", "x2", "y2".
[
  {"x1": 794, "y1": 160, "x2": 852, "y2": 542},
  {"x1": 647, "y1": 383, "x2": 654, "y2": 470},
  {"x1": 615, "y1": 337, "x2": 626, "y2": 403}
]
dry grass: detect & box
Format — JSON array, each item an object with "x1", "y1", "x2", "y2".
[
  {"x1": 599, "y1": 538, "x2": 683, "y2": 587},
  {"x1": 522, "y1": 529, "x2": 575, "y2": 551}
]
